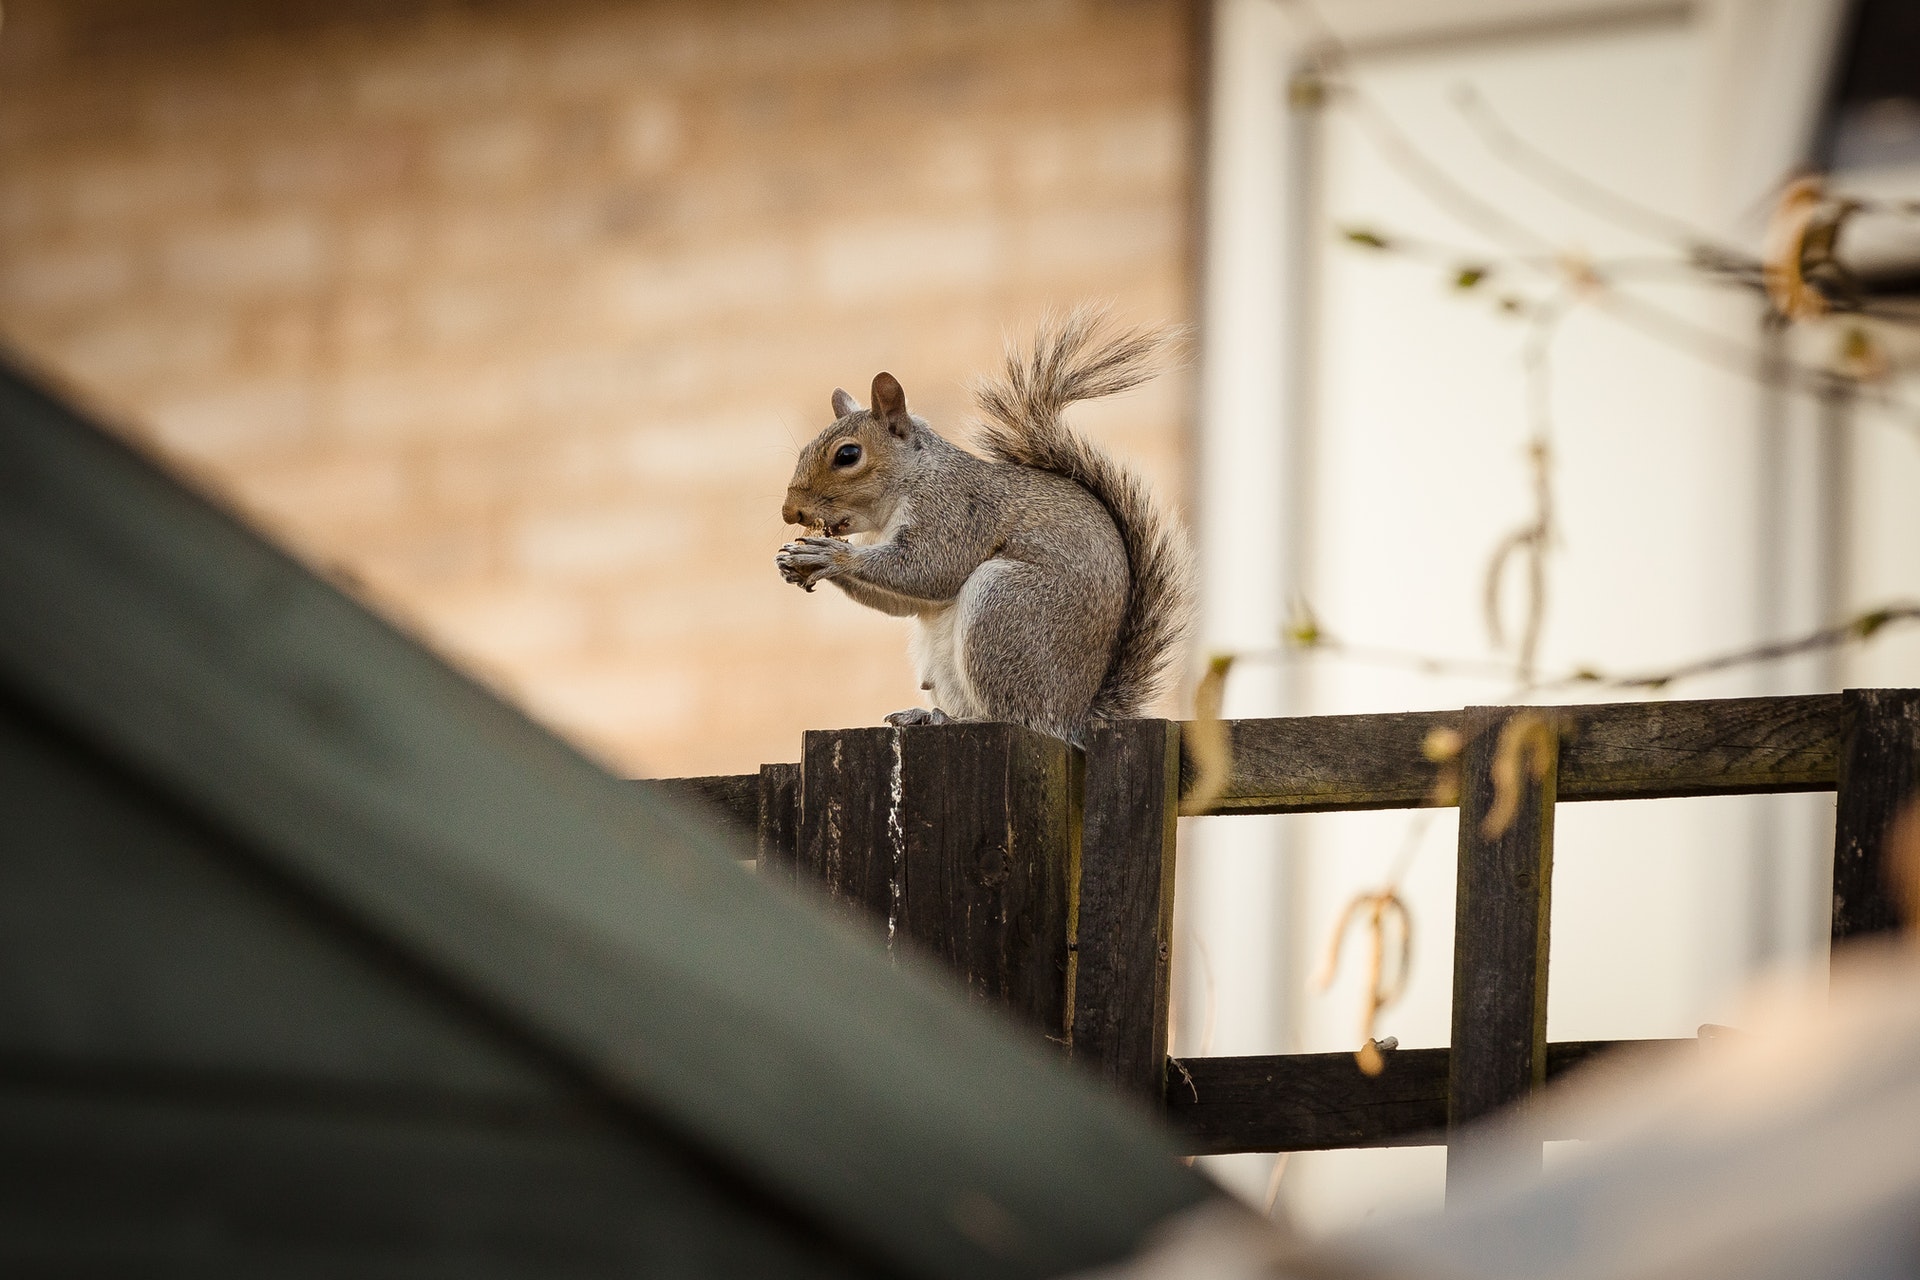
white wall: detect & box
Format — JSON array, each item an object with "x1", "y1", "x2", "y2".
[{"x1": 1192, "y1": 0, "x2": 1917, "y2": 1233}]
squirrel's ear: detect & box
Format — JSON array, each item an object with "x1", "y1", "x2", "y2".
[
  {"x1": 870, "y1": 372, "x2": 909, "y2": 438},
  {"x1": 831, "y1": 387, "x2": 860, "y2": 418}
]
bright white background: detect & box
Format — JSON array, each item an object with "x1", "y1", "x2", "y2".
[{"x1": 1186, "y1": 0, "x2": 1920, "y2": 1234}]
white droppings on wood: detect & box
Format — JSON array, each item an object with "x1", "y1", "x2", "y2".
[{"x1": 887, "y1": 727, "x2": 905, "y2": 948}]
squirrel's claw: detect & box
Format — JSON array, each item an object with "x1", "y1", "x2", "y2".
[
  {"x1": 776, "y1": 539, "x2": 848, "y2": 591},
  {"x1": 884, "y1": 708, "x2": 954, "y2": 728}
]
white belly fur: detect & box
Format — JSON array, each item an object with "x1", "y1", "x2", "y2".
[
  {"x1": 913, "y1": 558, "x2": 1020, "y2": 720},
  {"x1": 910, "y1": 598, "x2": 989, "y2": 719}
]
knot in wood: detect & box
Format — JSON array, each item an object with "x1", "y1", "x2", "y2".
[{"x1": 973, "y1": 842, "x2": 1011, "y2": 888}]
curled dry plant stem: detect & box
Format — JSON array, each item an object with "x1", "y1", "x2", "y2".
[
  {"x1": 1482, "y1": 711, "x2": 1559, "y2": 839},
  {"x1": 1314, "y1": 807, "x2": 1446, "y2": 1079},
  {"x1": 1315, "y1": 886, "x2": 1414, "y2": 1077},
  {"x1": 1485, "y1": 299, "x2": 1564, "y2": 686}
]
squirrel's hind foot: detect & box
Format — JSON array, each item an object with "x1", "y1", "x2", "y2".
[{"x1": 884, "y1": 708, "x2": 954, "y2": 728}]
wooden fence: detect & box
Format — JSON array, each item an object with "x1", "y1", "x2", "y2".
[{"x1": 646, "y1": 690, "x2": 1920, "y2": 1190}]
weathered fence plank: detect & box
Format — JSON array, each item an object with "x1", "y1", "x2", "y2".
[
  {"x1": 642, "y1": 690, "x2": 1910, "y2": 1164},
  {"x1": 893, "y1": 723, "x2": 1078, "y2": 1038},
  {"x1": 1832, "y1": 688, "x2": 1920, "y2": 942},
  {"x1": 1073, "y1": 719, "x2": 1181, "y2": 1101},
  {"x1": 757, "y1": 762, "x2": 801, "y2": 882},
  {"x1": 1559, "y1": 695, "x2": 1841, "y2": 801},
  {"x1": 1448, "y1": 707, "x2": 1558, "y2": 1192},
  {"x1": 637, "y1": 773, "x2": 760, "y2": 830},
  {"x1": 1184, "y1": 695, "x2": 1842, "y2": 815},
  {"x1": 1180, "y1": 710, "x2": 1449, "y2": 814},
  {"x1": 798, "y1": 727, "x2": 898, "y2": 935},
  {"x1": 1167, "y1": 1039, "x2": 1689, "y2": 1154}
]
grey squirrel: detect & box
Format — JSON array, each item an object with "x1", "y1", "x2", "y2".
[{"x1": 776, "y1": 307, "x2": 1193, "y2": 744}]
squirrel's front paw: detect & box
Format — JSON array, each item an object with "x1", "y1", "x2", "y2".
[
  {"x1": 884, "y1": 708, "x2": 953, "y2": 728},
  {"x1": 775, "y1": 537, "x2": 852, "y2": 592}
]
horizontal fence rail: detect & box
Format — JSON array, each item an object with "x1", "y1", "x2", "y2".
[
  {"x1": 642, "y1": 694, "x2": 1851, "y2": 834},
  {"x1": 1191, "y1": 694, "x2": 1845, "y2": 815},
  {"x1": 1167, "y1": 1038, "x2": 1692, "y2": 1155}
]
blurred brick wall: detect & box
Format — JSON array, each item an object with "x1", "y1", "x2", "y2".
[{"x1": 0, "y1": 0, "x2": 1198, "y2": 776}]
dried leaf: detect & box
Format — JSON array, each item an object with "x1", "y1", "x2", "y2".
[
  {"x1": 1557, "y1": 251, "x2": 1603, "y2": 295},
  {"x1": 1179, "y1": 655, "x2": 1234, "y2": 816},
  {"x1": 1286, "y1": 598, "x2": 1323, "y2": 649},
  {"x1": 1481, "y1": 712, "x2": 1558, "y2": 840},
  {"x1": 1422, "y1": 727, "x2": 1464, "y2": 763},
  {"x1": 1838, "y1": 326, "x2": 1890, "y2": 383},
  {"x1": 1857, "y1": 608, "x2": 1896, "y2": 639},
  {"x1": 1319, "y1": 889, "x2": 1414, "y2": 1078},
  {"x1": 1424, "y1": 727, "x2": 1464, "y2": 808},
  {"x1": 1889, "y1": 800, "x2": 1920, "y2": 934},
  {"x1": 1763, "y1": 176, "x2": 1837, "y2": 322},
  {"x1": 1313, "y1": 895, "x2": 1370, "y2": 991}
]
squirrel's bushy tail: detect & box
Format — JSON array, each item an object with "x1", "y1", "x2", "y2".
[{"x1": 973, "y1": 306, "x2": 1195, "y2": 720}]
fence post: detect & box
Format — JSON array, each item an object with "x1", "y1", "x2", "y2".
[
  {"x1": 797, "y1": 727, "x2": 899, "y2": 931},
  {"x1": 756, "y1": 761, "x2": 800, "y2": 884},
  {"x1": 797, "y1": 723, "x2": 1079, "y2": 1038},
  {"x1": 1072, "y1": 719, "x2": 1181, "y2": 1102},
  {"x1": 1832, "y1": 688, "x2": 1920, "y2": 944},
  {"x1": 1447, "y1": 706, "x2": 1559, "y2": 1197}
]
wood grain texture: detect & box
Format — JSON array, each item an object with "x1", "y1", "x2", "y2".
[
  {"x1": 798, "y1": 728, "x2": 899, "y2": 939},
  {"x1": 1832, "y1": 688, "x2": 1920, "y2": 942},
  {"x1": 1448, "y1": 707, "x2": 1557, "y2": 1192},
  {"x1": 1165, "y1": 1040, "x2": 1689, "y2": 1154},
  {"x1": 893, "y1": 724, "x2": 1078, "y2": 1039},
  {"x1": 1183, "y1": 695, "x2": 1843, "y2": 815},
  {"x1": 1182, "y1": 710, "x2": 1450, "y2": 815},
  {"x1": 1558, "y1": 695, "x2": 1841, "y2": 801},
  {"x1": 636, "y1": 774, "x2": 761, "y2": 831},
  {"x1": 757, "y1": 762, "x2": 802, "y2": 885},
  {"x1": 1072, "y1": 720, "x2": 1180, "y2": 1101}
]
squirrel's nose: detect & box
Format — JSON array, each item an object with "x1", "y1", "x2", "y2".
[{"x1": 782, "y1": 501, "x2": 808, "y2": 527}]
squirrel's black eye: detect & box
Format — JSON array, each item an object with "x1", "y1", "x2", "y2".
[{"x1": 832, "y1": 443, "x2": 862, "y2": 468}]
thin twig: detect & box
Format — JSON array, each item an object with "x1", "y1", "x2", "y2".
[
  {"x1": 1450, "y1": 83, "x2": 1749, "y2": 265},
  {"x1": 1264, "y1": 1152, "x2": 1293, "y2": 1217},
  {"x1": 1533, "y1": 604, "x2": 1920, "y2": 692},
  {"x1": 1330, "y1": 82, "x2": 1560, "y2": 257},
  {"x1": 1235, "y1": 602, "x2": 1920, "y2": 695},
  {"x1": 1338, "y1": 219, "x2": 1920, "y2": 440}
]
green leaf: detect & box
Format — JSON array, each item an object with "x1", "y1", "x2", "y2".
[
  {"x1": 1342, "y1": 227, "x2": 1391, "y2": 250},
  {"x1": 1855, "y1": 608, "x2": 1895, "y2": 638},
  {"x1": 1454, "y1": 265, "x2": 1488, "y2": 289}
]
